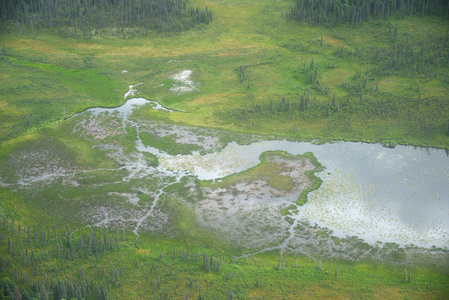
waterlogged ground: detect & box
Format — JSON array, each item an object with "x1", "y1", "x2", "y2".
[
  {"x1": 1, "y1": 84, "x2": 448, "y2": 265},
  {"x1": 197, "y1": 151, "x2": 317, "y2": 250},
  {"x1": 163, "y1": 140, "x2": 449, "y2": 248}
]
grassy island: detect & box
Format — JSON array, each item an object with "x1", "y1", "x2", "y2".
[{"x1": 1, "y1": 0, "x2": 448, "y2": 298}]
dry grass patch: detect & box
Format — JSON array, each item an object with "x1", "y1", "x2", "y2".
[
  {"x1": 187, "y1": 93, "x2": 240, "y2": 107},
  {"x1": 170, "y1": 110, "x2": 217, "y2": 127},
  {"x1": 5, "y1": 38, "x2": 67, "y2": 55},
  {"x1": 321, "y1": 68, "x2": 352, "y2": 87},
  {"x1": 323, "y1": 36, "x2": 344, "y2": 46},
  {"x1": 374, "y1": 76, "x2": 409, "y2": 93}
]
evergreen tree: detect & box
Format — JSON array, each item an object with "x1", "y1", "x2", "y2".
[
  {"x1": 0, "y1": 0, "x2": 213, "y2": 37},
  {"x1": 39, "y1": 283, "x2": 49, "y2": 300},
  {"x1": 0, "y1": 277, "x2": 14, "y2": 297},
  {"x1": 13, "y1": 286, "x2": 22, "y2": 300},
  {"x1": 54, "y1": 280, "x2": 66, "y2": 300}
]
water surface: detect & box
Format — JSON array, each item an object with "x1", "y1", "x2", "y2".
[
  {"x1": 75, "y1": 96, "x2": 449, "y2": 248},
  {"x1": 159, "y1": 136, "x2": 449, "y2": 248}
]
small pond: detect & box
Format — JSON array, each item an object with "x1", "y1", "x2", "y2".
[
  {"x1": 68, "y1": 96, "x2": 449, "y2": 249},
  {"x1": 160, "y1": 140, "x2": 449, "y2": 248}
]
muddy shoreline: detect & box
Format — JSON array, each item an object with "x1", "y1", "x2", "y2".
[{"x1": 1, "y1": 88, "x2": 448, "y2": 265}]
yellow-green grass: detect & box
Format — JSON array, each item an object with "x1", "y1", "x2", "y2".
[
  {"x1": 1, "y1": 2, "x2": 448, "y2": 146},
  {"x1": 201, "y1": 151, "x2": 300, "y2": 191},
  {"x1": 0, "y1": 0, "x2": 449, "y2": 298}
]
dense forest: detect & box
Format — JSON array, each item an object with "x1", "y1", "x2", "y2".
[
  {"x1": 286, "y1": 0, "x2": 448, "y2": 27},
  {"x1": 0, "y1": 0, "x2": 213, "y2": 38}
]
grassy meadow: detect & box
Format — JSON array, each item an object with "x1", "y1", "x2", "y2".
[
  {"x1": 1, "y1": 0, "x2": 449, "y2": 298},
  {"x1": 1, "y1": 0, "x2": 448, "y2": 147}
]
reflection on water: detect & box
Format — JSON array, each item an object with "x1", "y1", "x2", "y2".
[
  {"x1": 73, "y1": 96, "x2": 449, "y2": 248},
  {"x1": 159, "y1": 139, "x2": 449, "y2": 248}
]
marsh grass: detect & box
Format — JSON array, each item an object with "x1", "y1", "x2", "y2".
[
  {"x1": 1, "y1": 0, "x2": 449, "y2": 298},
  {"x1": 140, "y1": 132, "x2": 202, "y2": 155},
  {"x1": 201, "y1": 151, "x2": 323, "y2": 209},
  {"x1": 2, "y1": 1, "x2": 447, "y2": 146},
  {"x1": 200, "y1": 151, "x2": 299, "y2": 190},
  {"x1": 1, "y1": 211, "x2": 447, "y2": 299}
]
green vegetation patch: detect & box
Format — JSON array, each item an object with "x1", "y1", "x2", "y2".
[
  {"x1": 140, "y1": 132, "x2": 202, "y2": 155},
  {"x1": 297, "y1": 152, "x2": 324, "y2": 206},
  {"x1": 201, "y1": 150, "x2": 323, "y2": 206},
  {"x1": 0, "y1": 215, "x2": 448, "y2": 300},
  {"x1": 0, "y1": 47, "x2": 123, "y2": 143}
]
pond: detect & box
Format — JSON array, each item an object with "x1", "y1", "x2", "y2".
[
  {"x1": 160, "y1": 140, "x2": 449, "y2": 248},
  {"x1": 6, "y1": 93, "x2": 446, "y2": 252},
  {"x1": 83, "y1": 96, "x2": 449, "y2": 249}
]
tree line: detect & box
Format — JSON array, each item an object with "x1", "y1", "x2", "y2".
[
  {"x1": 0, "y1": 212, "x2": 231, "y2": 299},
  {"x1": 333, "y1": 32, "x2": 449, "y2": 79},
  {"x1": 286, "y1": 0, "x2": 448, "y2": 27},
  {"x1": 0, "y1": 0, "x2": 213, "y2": 38},
  {"x1": 226, "y1": 53, "x2": 449, "y2": 140}
]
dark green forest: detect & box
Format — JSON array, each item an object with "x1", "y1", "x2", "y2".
[
  {"x1": 286, "y1": 0, "x2": 448, "y2": 27},
  {"x1": 1, "y1": 0, "x2": 213, "y2": 38}
]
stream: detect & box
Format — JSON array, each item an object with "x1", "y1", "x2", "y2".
[
  {"x1": 4, "y1": 84, "x2": 449, "y2": 253},
  {"x1": 86, "y1": 89, "x2": 449, "y2": 249}
]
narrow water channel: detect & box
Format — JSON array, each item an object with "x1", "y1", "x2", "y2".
[
  {"x1": 9, "y1": 85, "x2": 447, "y2": 251},
  {"x1": 85, "y1": 91, "x2": 448, "y2": 249}
]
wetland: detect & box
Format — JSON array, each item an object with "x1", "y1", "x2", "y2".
[
  {"x1": 2, "y1": 88, "x2": 448, "y2": 260},
  {"x1": 1, "y1": 0, "x2": 449, "y2": 298}
]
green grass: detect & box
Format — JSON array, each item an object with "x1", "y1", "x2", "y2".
[
  {"x1": 0, "y1": 46, "x2": 126, "y2": 142},
  {"x1": 0, "y1": 216, "x2": 448, "y2": 299},
  {"x1": 200, "y1": 151, "x2": 299, "y2": 189},
  {"x1": 140, "y1": 132, "x2": 202, "y2": 155},
  {"x1": 297, "y1": 152, "x2": 323, "y2": 206},
  {"x1": 2, "y1": 6, "x2": 448, "y2": 147},
  {"x1": 201, "y1": 151, "x2": 323, "y2": 207},
  {"x1": 1, "y1": 0, "x2": 449, "y2": 298}
]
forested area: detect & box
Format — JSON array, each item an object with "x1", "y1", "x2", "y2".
[
  {"x1": 0, "y1": 214, "x2": 226, "y2": 299},
  {"x1": 286, "y1": 0, "x2": 448, "y2": 27},
  {"x1": 1, "y1": 211, "x2": 447, "y2": 299},
  {"x1": 220, "y1": 0, "x2": 449, "y2": 142},
  {"x1": 0, "y1": 0, "x2": 213, "y2": 38}
]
